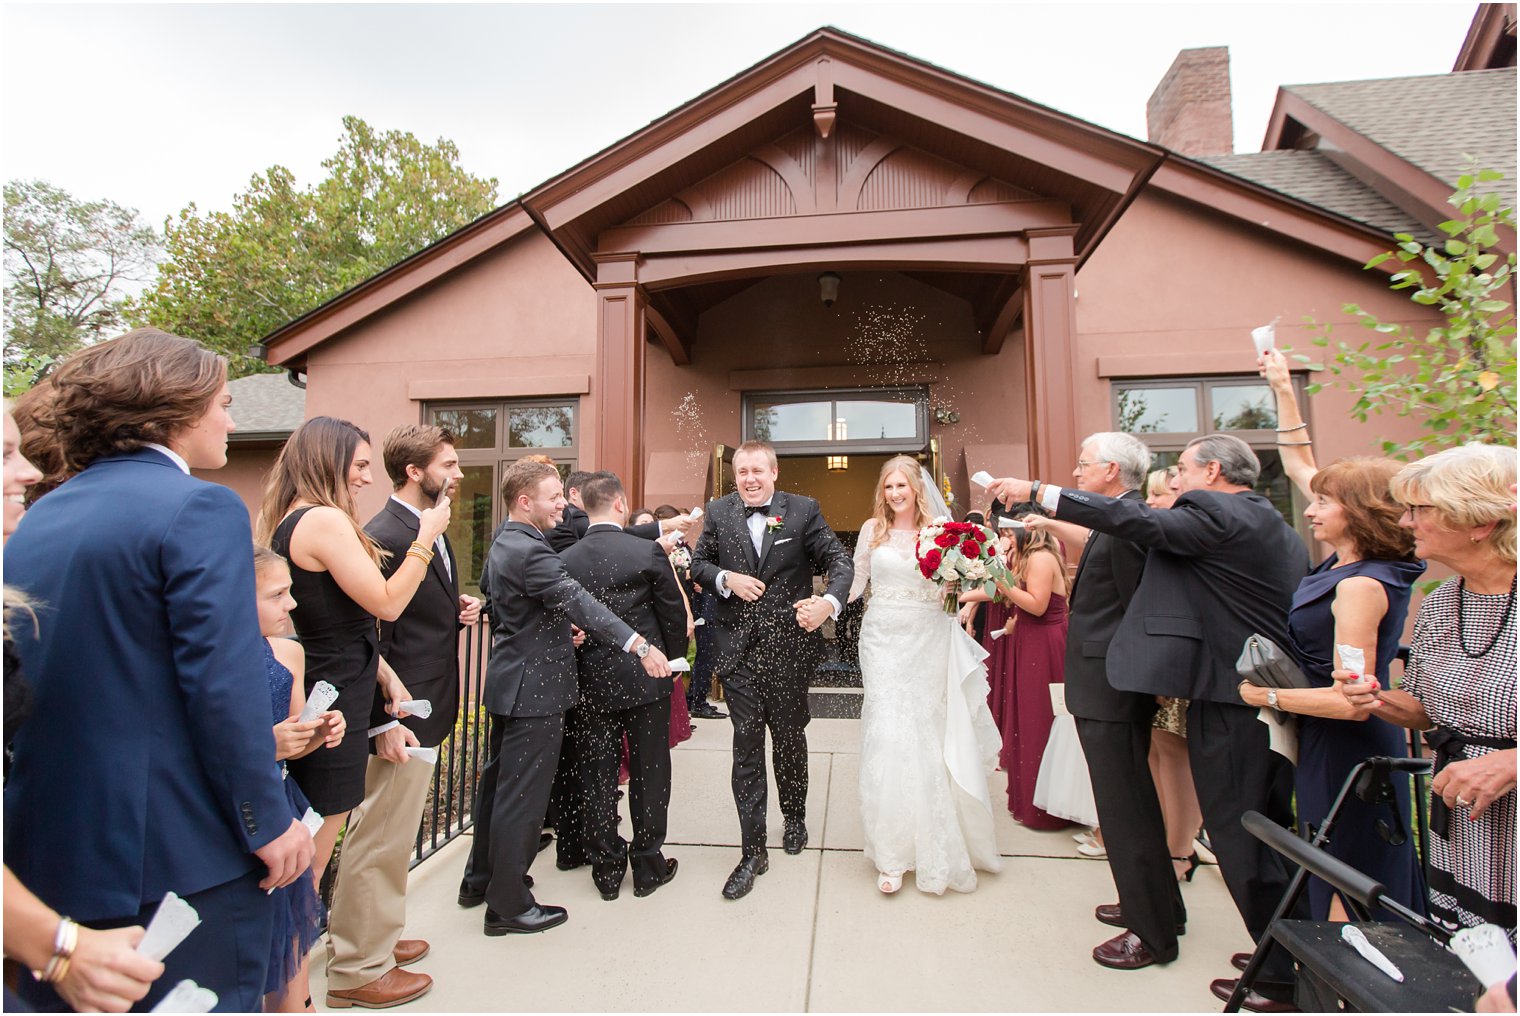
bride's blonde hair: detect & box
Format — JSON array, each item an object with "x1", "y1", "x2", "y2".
[{"x1": 867, "y1": 455, "x2": 935, "y2": 548}]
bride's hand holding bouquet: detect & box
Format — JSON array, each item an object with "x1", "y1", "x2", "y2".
[{"x1": 915, "y1": 519, "x2": 1013, "y2": 615}]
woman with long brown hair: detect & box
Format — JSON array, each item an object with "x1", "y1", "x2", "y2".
[
  {"x1": 258, "y1": 416, "x2": 451, "y2": 884},
  {"x1": 847, "y1": 455, "x2": 1003, "y2": 895}
]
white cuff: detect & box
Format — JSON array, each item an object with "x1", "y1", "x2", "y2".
[
  {"x1": 368, "y1": 720, "x2": 400, "y2": 739},
  {"x1": 822, "y1": 593, "x2": 841, "y2": 620},
  {"x1": 623, "y1": 632, "x2": 641, "y2": 653},
  {"x1": 1038, "y1": 484, "x2": 1063, "y2": 514},
  {"x1": 716, "y1": 570, "x2": 732, "y2": 597}
]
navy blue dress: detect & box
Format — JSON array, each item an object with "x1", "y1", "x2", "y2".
[
  {"x1": 1287, "y1": 555, "x2": 1426, "y2": 920},
  {"x1": 263, "y1": 638, "x2": 325, "y2": 996}
]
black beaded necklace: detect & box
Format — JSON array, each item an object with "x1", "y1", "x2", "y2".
[{"x1": 1456, "y1": 574, "x2": 1517, "y2": 659}]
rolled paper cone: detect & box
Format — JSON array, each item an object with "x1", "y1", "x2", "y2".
[
  {"x1": 1251, "y1": 321, "x2": 1277, "y2": 357},
  {"x1": 300, "y1": 807, "x2": 322, "y2": 838},
  {"x1": 397, "y1": 698, "x2": 433, "y2": 719},
  {"x1": 1336, "y1": 645, "x2": 1367, "y2": 677},
  {"x1": 405, "y1": 746, "x2": 439, "y2": 765},
  {"x1": 970, "y1": 470, "x2": 995, "y2": 488},
  {"x1": 690, "y1": 506, "x2": 703, "y2": 519},
  {"x1": 1450, "y1": 925, "x2": 1517, "y2": 986},
  {"x1": 151, "y1": 980, "x2": 219, "y2": 1013},
  {"x1": 991, "y1": 629, "x2": 1009, "y2": 641},
  {"x1": 299, "y1": 681, "x2": 339, "y2": 723},
  {"x1": 137, "y1": 892, "x2": 201, "y2": 962},
  {"x1": 693, "y1": 618, "x2": 706, "y2": 626},
  {"x1": 997, "y1": 518, "x2": 1025, "y2": 529},
  {"x1": 667, "y1": 658, "x2": 691, "y2": 672}
]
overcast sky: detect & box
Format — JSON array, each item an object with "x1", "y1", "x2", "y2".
[{"x1": 1, "y1": 3, "x2": 1479, "y2": 230}]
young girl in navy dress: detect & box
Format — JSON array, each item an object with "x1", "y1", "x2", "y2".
[{"x1": 254, "y1": 546, "x2": 347, "y2": 1012}]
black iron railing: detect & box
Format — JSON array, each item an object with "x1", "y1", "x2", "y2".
[{"x1": 411, "y1": 609, "x2": 492, "y2": 868}]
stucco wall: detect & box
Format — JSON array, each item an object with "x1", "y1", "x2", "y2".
[{"x1": 193, "y1": 442, "x2": 280, "y2": 526}]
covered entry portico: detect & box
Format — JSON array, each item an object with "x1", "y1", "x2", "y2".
[{"x1": 522, "y1": 29, "x2": 1165, "y2": 506}]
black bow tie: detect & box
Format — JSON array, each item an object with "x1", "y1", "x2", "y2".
[{"x1": 744, "y1": 503, "x2": 772, "y2": 517}]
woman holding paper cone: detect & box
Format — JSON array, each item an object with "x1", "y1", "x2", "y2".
[
  {"x1": 258, "y1": 416, "x2": 451, "y2": 884},
  {"x1": 1239, "y1": 350, "x2": 1424, "y2": 923}
]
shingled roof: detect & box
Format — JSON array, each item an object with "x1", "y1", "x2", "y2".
[
  {"x1": 1284, "y1": 67, "x2": 1517, "y2": 209},
  {"x1": 227, "y1": 371, "x2": 305, "y2": 440},
  {"x1": 1200, "y1": 150, "x2": 1439, "y2": 243}
]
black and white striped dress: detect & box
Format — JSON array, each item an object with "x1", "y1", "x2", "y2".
[{"x1": 1404, "y1": 576, "x2": 1518, "y2": 939}]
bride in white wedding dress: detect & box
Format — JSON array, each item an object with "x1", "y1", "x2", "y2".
[{"x1": 849, "y1": 456, "x2": 1004, "y2": 895}]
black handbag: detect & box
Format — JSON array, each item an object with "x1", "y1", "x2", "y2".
[{"x1": 1235, "y1": 633, "x2": 1312, "y2": 690}]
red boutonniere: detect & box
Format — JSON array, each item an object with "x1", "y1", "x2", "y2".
[{"x1": 766, "y1": 515, "x2": 784, "y2": 531}]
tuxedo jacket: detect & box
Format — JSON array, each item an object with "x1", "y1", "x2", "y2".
[
  {"x1": 545, "y1": 503, "x2": 661, "y2": 554},
  {"x1": 559, "y1": 525, "x2": 689, "y2": 713},
  {"x1": 3, "y1": 448, "x2": 288, "y2": 921},
  {"x1": 365, "y1": 498, "x2": 461, "y2": 747},
  {"x1": 689, "y1": 490, "x2": 853, "y2": 680},
  {"x1": 1063, "y1": 489, "x2": 1154, "y2": 723},
  {"x1": 480, "y1": 521, "x2": 635, "y2": 718},
  {"x1": 1053, "y1": 487, "x2": 1309, "y2": 704}
]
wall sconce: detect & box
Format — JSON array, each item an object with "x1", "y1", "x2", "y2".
[
  {"x1": 934, "y1": 406, "x2": 961, "y2": 425},
  {"x1": 818, "y1": 272, "x2": 841, "y2": 308},
  {"x1": 827, "y1": 455, "x2": 849, "y2": 473}
]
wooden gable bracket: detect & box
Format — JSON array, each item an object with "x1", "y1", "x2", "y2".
[
  {"x1": 812, "y1": 57, "x2": 837, "y2": 138},
  {"x1": 646, "y1": 296, "x2": 694, "y2": 366}
]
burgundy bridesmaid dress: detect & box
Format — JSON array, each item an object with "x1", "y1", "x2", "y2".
[{"x1": 1002, "y1": 593, "x2": 1070, "y2": 829}]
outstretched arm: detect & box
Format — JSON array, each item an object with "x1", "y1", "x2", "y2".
[
  {"x1": 807, "y1": 501, "x2": 855, "y2": 609},
  {"x1": 988, "y1": 479, "x2": 1231, "y2": 558},
  {"x1": 1260, "y1": 349, "x2": 1317, "y2": 498}
]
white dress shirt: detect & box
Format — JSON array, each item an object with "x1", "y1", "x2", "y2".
[
  {"x1": 389, "y1": 495, "x2": 451, "y2": 581},
  {"x1": 143, "y1": 442, "x2": 190, "y2": 474}
]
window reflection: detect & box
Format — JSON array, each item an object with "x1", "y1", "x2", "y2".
[
  {"x1": 1210, "y1": 385, "x2": 1278, "y2": 430},
  {"x1": 1116, "y1": 387, "x2": 1198, "y2": 433},
  {"x1": 508, "y1": 406, "x2": 574, "y2": 448},
  {"x1": 835, "y1": 400, "x2": 918, "y2": 440},
  {"x1": 432, "y1": 408, "x2": 496, "y2": 449},
  {"x1": 752, "y1": 401, "x2": 831, "y2": 443}
]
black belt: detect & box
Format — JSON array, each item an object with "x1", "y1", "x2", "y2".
[{"x1": 1425, "y1": 725, "x2": 1516, "y2": 838}]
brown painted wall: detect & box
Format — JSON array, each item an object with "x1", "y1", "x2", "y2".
[{"x1": 193, "y1": 442, "x2": 281, "y2": 526}]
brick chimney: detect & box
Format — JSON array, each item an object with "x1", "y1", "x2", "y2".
[{"x1": 1146, "y1": 46, "x2": 1234, "y2": 156}]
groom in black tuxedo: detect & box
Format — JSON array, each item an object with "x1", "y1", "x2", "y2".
[
  {"x1": 691, "y1": 441, "x2": 853, "y2": 900},
  {"x1": 560, "y1": 472, "x2": 690, "y2": 900}
]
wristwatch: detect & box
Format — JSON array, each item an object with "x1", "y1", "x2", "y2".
[
  {"x1": 635, "y1": 640, "x2": 651, "y2": 659},
  {"x1": 1266, "y1": 688, "x2": 1279, "y2": 709}
]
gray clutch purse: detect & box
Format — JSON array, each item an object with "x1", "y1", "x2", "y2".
[{"x1": 1235, "y1": 633, "x2": 1312, "y2": 690}]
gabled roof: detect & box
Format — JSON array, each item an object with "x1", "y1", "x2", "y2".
[
  {"x1": 1279, "y1": 68, "x2": 1517, "y2": 209},
  {"x1": 1200, "y1": 150, "x2": 1437, "y2": 242},
  {"x1": 227, "y1": 371, "x2": 306, "y2": 440}
]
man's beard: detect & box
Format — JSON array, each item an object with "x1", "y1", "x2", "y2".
[{"x1": 420, "y1": 475, "x2": 452, "y2": 502}]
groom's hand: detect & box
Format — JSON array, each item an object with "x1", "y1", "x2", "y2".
[
  {"x1": 793, "y1": 597, "x2": 831, "y2": 632},
  {"x1": 987, "y1": 477, "x2": 1034, "y2": 505},
  {"x1": 727, "y1": 573, "x2": 766, "y2": 601}
]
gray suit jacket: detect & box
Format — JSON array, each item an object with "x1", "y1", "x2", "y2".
[{"x1": 480, "y1": 521, "x2": 636, "y2": 717}]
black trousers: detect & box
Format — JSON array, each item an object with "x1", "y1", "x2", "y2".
[
  {"x1": 1076, "y1": 715, "x2": 1184, "y2": 962},
  {"x1": 20, "y1": 867, "x2": 274, "y2": 1012},
  {"x1": 575, "y1": 696, "x2": 673, "y2": 892},
  {"x1": 1188, "y1": 698, "x2": 1306, "y2": 995},
  {"x1": 687, "y1": 591, "x2": 718, "y2": 710},
  {"x1": 719, "y1": 666, "x2": 809, "y2": 856},
  {"x1": 462, "y1": 711, "x2": 564, "y2": 916},
  {"x1": 548, "y1": 707, "x2": 587, "y2": 867}
]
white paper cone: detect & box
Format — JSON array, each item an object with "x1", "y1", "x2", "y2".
[
  {"x1": 1450, "y1": 925, "x2": 1517, "y2": 986},
  {"x1": 300, "y1": 807, "x2": 322, "y2": 838},
  {"x1": 970, "y1": 470, "x2": 995, "y2": 489},
  {"x1": 690, "y1": 506, "x2": 703, "y2": 519},
  {"x1": 1336, "y1": 644, "x2": 1367, "y2": 677},
  {"x1": 137, "y1": 892, "x2": 201, "y2": 962},
  {"x1": 997, "y1": 517, "x2": 1025, "y2": 529},
  {"x1": 1251, "y1": 320, "x2": 1278, "y2": 357},
  {"x1": 151, "y1": 980, "x2": 219, "y2": 1013},
  {"x1": 667, "y1": 658, "x2": 691, "y2": 672},
  {"x1": 405, "y1": 746, "x2": 438, "y2": 765},
  {"x1": 990, "y1": 629, "x2": 1008, "y2": 641},
  {"x1": 397, "y1": 698, "x2": 433, "y2": 719},
  {"x1": 299, "y1": 681, "x2": 338, "y2": 723}
]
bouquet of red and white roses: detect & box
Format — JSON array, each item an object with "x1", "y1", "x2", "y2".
[{"x1": 915, "y1": 520, "x2": 1013, "y2": 615}]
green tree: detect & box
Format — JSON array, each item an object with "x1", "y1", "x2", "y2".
[
  {"x1": 3, "y1": 180, "x2": 160, "y2": 389},
  {"x1": 1303, "y1": 167, "x2": 1516, "y2": 457},
  {"x1": 132, "y1": 115, "x2": 499, "y2": 376}
]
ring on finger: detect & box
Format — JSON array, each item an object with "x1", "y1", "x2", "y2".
[{"x1": 1457, "y1": 795, "x2": 1473, "y2": 807}]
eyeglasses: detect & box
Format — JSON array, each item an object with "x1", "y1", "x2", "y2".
[
  {"x1": 1075, "y1": 459, "x2": 1110, "y2": 470},
  {"x1": 1400, "y1": 504, "x2": 1439, "y2": 518}
]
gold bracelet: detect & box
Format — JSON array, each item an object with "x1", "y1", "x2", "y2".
[
  {"x1": 33, "y1": 917, "x2": 78, "y2": 983},
  {"x1": 408, "y1": 540, "x2": 434, "y2": 556},
  {"x1": 406, "y1": 548, "x2": 434, "y2": 565}
]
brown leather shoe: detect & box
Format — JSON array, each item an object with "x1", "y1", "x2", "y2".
[
  {"x1": 1094, "y1": 902, "x2": 1185, "y2": 935},
  {"x1": 1232, "y1": 951, "x2": 1252, "y2": 972},
  {"x1": 326, "y1": 966, "x2": 433, "y2": 1009},
  {"x1": 393, "y1": 939, "x2": 429, "y2": 966},
  {"x1": 1209, "y1": 977, "x2": 1300, "y2": 1013},
  {"x1": 1092, "y1": 930, "x2": 1167, "y2": 970}
]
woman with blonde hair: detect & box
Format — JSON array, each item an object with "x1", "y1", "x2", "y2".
[
  {"x1": 258, "y1": 416, "x2": 451, "y2": 885},
  {"x1": 848, "y1": 455, "x2": 1003, "y2": 894},
  {"x1": 1341, "y1": 442, "x2": 1516, "y2": 940}
]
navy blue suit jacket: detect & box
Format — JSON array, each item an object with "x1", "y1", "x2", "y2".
[{"x1": 3, "y1": 448, "x2": 289, "y2": 921}]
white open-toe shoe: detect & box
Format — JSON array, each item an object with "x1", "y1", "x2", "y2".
[{"x1": 877, "y1": 871, "x2": 904, "y2": 894}]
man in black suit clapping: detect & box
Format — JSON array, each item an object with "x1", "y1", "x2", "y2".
[
  {"x1": 990, "y1": 434, "x2": 1309, "y2": 1013},
  {"x1": 459, "y1": 459, "x2": 671, "y2": 937},
  {"x1": 560, "y1": 472, "x2": 690, "y2": 901}
]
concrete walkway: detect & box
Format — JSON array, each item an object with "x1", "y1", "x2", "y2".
[{"x1": 311, "y1": 717, "x2": 1251, "y2": 1012}]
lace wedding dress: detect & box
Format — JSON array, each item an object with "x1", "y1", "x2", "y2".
[{"x1": 850, "y1": 520, "x2": 1004, "y2": 893}]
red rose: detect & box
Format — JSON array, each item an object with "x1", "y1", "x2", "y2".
[
  {"x1": 934, "y1": 531, "x2": 957, "y2": 548},
  {"x1": 924, "y1": 548, "x2": 943, "y2": 570},
  {"x1": 961, "y1": 537, "x2": 981, "y2": 556}
]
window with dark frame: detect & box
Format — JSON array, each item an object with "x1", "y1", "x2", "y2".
[
  {"x1": 1111, "y1": 376, "x2": 1308, "y2": 534},
  {"x1": 426, "y1": 398, "x2": 579, "y2": 595},
  {"x1": 742, "y1": 387, "x2": 930, "y2": 454}
]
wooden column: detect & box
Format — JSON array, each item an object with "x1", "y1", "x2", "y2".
[
  {"x1": 1022, "y1": 226, "x2": 1080, "y2": 482},
  {"x1": 593, "y1": 252, "x2": 648, "y2": 504}
]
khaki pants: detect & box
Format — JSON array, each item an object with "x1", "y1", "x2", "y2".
[{"x1": 324, "y1": 753, "x2": 434, "y2": 990}]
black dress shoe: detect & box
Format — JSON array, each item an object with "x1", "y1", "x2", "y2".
[
  {"x1": 1092, "y1": 930, "x2": 1168, "y2": 970},
  {"x1": 1094, "y1": 902, "x2": 1185, "y2": 935},
  {"x1": 556, "y1": 857, "x2": 586, "y2": 871},
  {"x1": 782, "y1": 818, "x2": 808, "y2": 855},
  {"x1": 634, "y1": 858, "x2": 678, "y2": 898},
  {"x1": 721, "y1": 853, "x2": 769, "y2": 900},
  {"x1": 1209, "y1": 978, "x2": 1300, "y2": 1013},
  {"x1": 595, "y1": 881, "x2": 620, "y2": 902},
  {"x1": 457, "y1": 884, "x2": 485, "y2": 909},
  {"x1": 483, "y1": 904, "x2": 569, "y2": 936},
  {"x1": 537, "y1": 831, "x2": 553, "y2": 853},
  {"x1": 690, "y1": 703, "x2": 727, "y2": 719}
]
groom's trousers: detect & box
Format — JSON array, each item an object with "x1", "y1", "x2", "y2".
[
  {"x1": 1076, "y1": 716, "x2": 1184, "y2": 962},
  {"x1": 720, "y1": 666, "x2": 809, "y2": 857}
]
